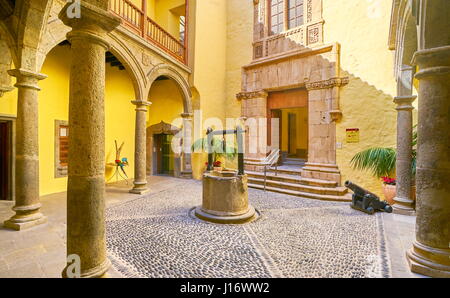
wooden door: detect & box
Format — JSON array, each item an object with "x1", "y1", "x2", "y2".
[
  {"x1": 0, "y1": 121, "x2": 11, "y2": 200},
  {"x1": 162, "y1": 134, "x2": 174, "y2": 175}
]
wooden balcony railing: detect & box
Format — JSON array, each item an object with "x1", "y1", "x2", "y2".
[{"x1": 109, "y1": 0, "x2": 187, "y2": 64}]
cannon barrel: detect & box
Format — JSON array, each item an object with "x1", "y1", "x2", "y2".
[{"x1": 344, "y1": 181, "x2": 378, "y2": 198}]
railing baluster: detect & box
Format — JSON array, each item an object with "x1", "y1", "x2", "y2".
[{"x1": 110, "y1": 0, "x2": 187, "y2": 63}]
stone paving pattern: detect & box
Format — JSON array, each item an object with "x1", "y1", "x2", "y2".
[
  {"x1": 106, "y1": 180, "x2": 389, "y2": 278},
  {"x1": 0, "y1": 176, "x2": 422, "y2": 278}
]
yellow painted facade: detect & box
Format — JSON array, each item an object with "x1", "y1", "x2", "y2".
[
  {"x1": 0, "y1": 45, "x2": 137, "y2": 196},
  {"x1": 0, "y1": 0, "x2": 410, "y2": 197},
  {"x1": 323, "y1": 0, "x2": 401, "y2": 195}
]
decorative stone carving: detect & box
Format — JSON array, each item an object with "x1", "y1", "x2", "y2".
[
  {"x1": 236, "y1": 90, "x2": 268, "y2": 100},
  {"x1": 0, "y1": 85, "x2": 14, "y2": 97},
  {"x1": 307, "y1": 0, "x2": 313, "y2": 23},
  {"x1": 305, "y1": 77, "x2": 349, "y2": 90}
]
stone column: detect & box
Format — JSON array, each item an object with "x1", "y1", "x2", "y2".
[
  {"x1": 406, "y1": 46, "x2": 450, "y2": 278},
  {"x1": 130, "y1": 100, "x2": 151, "y2": 194},
  {"x1": 393, "y1": 95, "x2": 416, "y2": 215},
  {"x1": 4, "y1": 69, "x2": 47, "y2": 231},
  {"x1": 180, "y1": 112, "x2": 193, "y2": 178},
  {"x1": 59, "y1": 3, "x2": 120, "y2": 278}
]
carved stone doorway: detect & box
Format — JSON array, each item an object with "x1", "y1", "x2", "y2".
[{"x1": 146, "y1": 121, "x2": 182, "y2": 177}]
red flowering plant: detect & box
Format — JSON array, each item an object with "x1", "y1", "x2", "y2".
[
  {"x1": 213, "y1": 160, "x2": 222, "y2": 167},
  {"x1": 382, "y1": 176, "x2": 396, "y2": 185}
]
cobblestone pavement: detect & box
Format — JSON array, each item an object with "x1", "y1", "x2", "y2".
[{"x1": 106, "y1": 180, "x2": 391, "y2": 278}]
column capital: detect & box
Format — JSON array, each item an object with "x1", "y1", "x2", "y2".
[
  {"x1": 413, "y1": 46, "x2": 450, "y2": 80},
  {"x1": 59, "y1": 2, "x2": 121, "y2": 50},
  {"x1": 394, "y1": 95, "x2": 417, "y2": 111},
  {"x1": 59, "y1": 2, "x2": 121, "y2": 32},
  {"x1": 131, "y1": 100, "x2": 151, "y2": 107},
  {"x1": 7, "y1": 68, "x2": 47, "y2": 91},
  {"x1": 131, "y1": 100, "x2": 151, "y2": 112},
  {"x1": 181, "y1": 112, "x2": 193, "y2": 119}
]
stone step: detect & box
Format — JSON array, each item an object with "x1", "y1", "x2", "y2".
[
  {"x1": 248, "y1": 183, "x2": 352, "y2": 202},
  {"x1": 245, "y1": 170, "x2": 338, "y2": 187},
  {"x1": 268, "y1": 167, "x2": 303, "y2": 176},
  {"x1": 282, "y1": 161, "x2": 306, "y2": 166},
  {"x1": 247, "y1": 177, "x2": 348, "y2": 196},
  {"x1": 285, "y1": 158, "x2": 306, "y2": 162}
]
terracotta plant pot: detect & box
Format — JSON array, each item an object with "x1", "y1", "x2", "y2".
[
  {"x1": 213, "y1": 167, "x2": 223, "y2": 172},
  {"x1": 382, "y1": 183, "x2": 396, "y2": 205}
]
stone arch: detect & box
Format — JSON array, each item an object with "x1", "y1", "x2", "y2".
[
  {"x1": 15, "y1": 0, "x2": 54, "y2": 71},
  {"x1": 147, "y1": 64, "x2": 192, "y2": 114},
  {"x1": 0, "y1": 28, "x2": 15, "y2": 96},
  {"x1": 393, "y1": 2, "x2": 418, "y2": 95},
  {"x1": 37, "y1": 20, "x2": 146, "y2": 102}
]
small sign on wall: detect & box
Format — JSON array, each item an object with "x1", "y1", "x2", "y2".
[{"x1": 346, "y1": 128, "x2": 360, "y2": 143}]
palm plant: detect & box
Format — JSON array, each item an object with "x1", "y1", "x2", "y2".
[
  {"x1": 350, "y1": 125, "x2": 417, "y2": 179},
  {"x1": 191, "y1": 136, "x2": 238, "y2": 162}
]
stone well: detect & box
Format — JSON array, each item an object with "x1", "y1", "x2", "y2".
[{"x1": 194, "y1": 170, "x2": 257, "y2": 224}]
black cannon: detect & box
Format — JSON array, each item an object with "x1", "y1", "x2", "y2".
[{"x1": 345, "y1": 181, "x2": 393, "y2": 215}]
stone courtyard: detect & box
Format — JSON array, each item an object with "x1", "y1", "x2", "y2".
[{"x1": 0, "y1": 176, "x2": 422, "y2": 278}]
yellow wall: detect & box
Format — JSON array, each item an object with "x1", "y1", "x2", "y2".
[
  {"x1": 188, "y1": 0, "x2": 253, "y2": 178},
  {"x1": 323, "y1": 0, "x2": 398, "y2": 196},
  {"x1": 190, "y1": 0, "x2": 228, "y2": 179},
  {"x1": 154, "y1": 0, "x2": 186, "y2": 39},
  {"x1": 0, "y1": 87, "x2": 17, "y2": 116},
  {"x1": 0, "y1": 45, "x2": 137, "y2": 196},
  {"x1": 147, "y1": 79, "x2": 184, "y2": 127}
]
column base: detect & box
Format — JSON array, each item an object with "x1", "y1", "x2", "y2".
[
  {"x1": 393, "y1": 196, "x2": 415, "y2": 215},
  {"x1": 3, "y1": 213, "x2": 47, "y2": 231},
  {"x1": 129, "y1": 187, "x2": 149, "y2": 195},
  {"x1": 407, "y1": 241, "x2": 450, "y2": 278},
  {"x1": 129, "y1": 180, "x2": 149, "y2": 195},
  {"x1": 62, "y1": 258, "x2": 111, "y2": 278}
]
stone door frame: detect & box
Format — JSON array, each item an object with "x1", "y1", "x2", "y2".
[
  {"x1": 238, "y1": 43, "x2": 348, "y2": 184},
  {"x1": 146, "y1": 121, "x2": 182, "y2": 177},
  {"x1": 0, "y1": 114, "x2": 15, "y2": 201}
]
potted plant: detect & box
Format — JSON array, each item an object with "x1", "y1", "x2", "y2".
[
  {"x1": 381, "y1": 176, "x2": 396, "y2": 205},
  {"x1": 194, "y1": 135, "x2": 237, "y2": 173},
  {"x1": 213, "y1": 160, "x2": 222, "y2": 171},
  {"x1": 350, "y1": 126, "x2": 417, "y2": 203}
]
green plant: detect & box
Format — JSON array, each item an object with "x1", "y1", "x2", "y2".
[
  {"x1": 350, "y1": 125, "x2": 417, "y2": 179},
  {"x1": 191, "y1": 136, "x2": 237, "y2": 162}
]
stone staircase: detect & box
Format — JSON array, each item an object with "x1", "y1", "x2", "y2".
[
  {"x1": 246, "y1": 167, "x2": 351, "y2": 202},
  {"x1": 282, "y1": 157, "x2": 306, "y2": 167}
]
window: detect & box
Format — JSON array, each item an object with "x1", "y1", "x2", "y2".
[
  {"x1": 59, "y1": 125, "x2": 69, "y2": 166},
  {"x1": 55, "y1": 120, "x2": 69, "y2": 178},
  {"x1": 179, "y1": 15, "x2": 186, "y2": 44},
  {"x1": 270, "y1": 0, "x2": 285, "y2": 35},
  {"x1": 288, "y1": 0, "x2": 304, "y2": 29}
]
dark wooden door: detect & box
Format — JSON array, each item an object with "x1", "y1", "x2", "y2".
[
  {"x1": 162, "y1": 134, "x2": 173, "y2": 175},
  {"x1": 0, "y1": 121, "x2": 11, "y2": 200}
]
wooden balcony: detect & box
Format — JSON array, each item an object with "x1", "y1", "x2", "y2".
[{"x1": 109, "y1": 0, "x2": 188, "y2": 65}]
